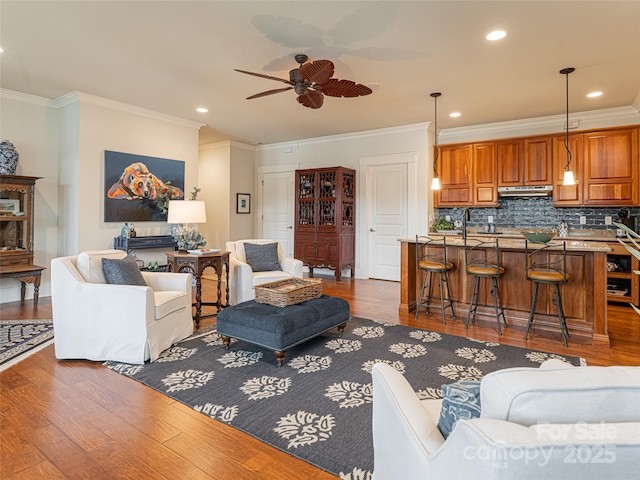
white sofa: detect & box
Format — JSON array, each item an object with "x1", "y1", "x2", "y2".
[
  {"x1": 225, "y1": 239, "x2": 303, "y2": 305},
  {"x1": 51, "y1": 250, "x2": 194, "y2": 364},
  {"x1": 372, "y1": 360, "x2": 640, "y2": 479}
]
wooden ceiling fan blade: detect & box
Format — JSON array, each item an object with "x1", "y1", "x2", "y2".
[
  {"x1": 298, "y1": 59, "x2": 334, "y2": 85},
  {"x1": 297, "y1": 91, "x2": 324, "y2": 109},
  {"x1": 246, "y1": 87, "x2": 293, "y2": 99},
  {"x1": 320, "y1": 78, "x2": 373, "y2": 98},
  {"x1": 234, "y1": 69, "x2": 293, "y2": 85}
]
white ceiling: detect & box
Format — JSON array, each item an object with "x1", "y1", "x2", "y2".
[{"x1": 1, "y1": 1, "x2": 639, "y2": 146}]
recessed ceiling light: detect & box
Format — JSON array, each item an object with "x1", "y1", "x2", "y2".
[
  {"x1": 365, "y1": 82, "x2": 382, "y2": 90},
  {"x1": 196, "y1": 107, "x2": 208, "y2": 113},
  {"x1": 449, "y1": 112, "x2": 461, "y2": 118},
  {"x1": 587, "y1": 91, "x2": 603, "y2": 98},
  {"x1": 486, "y1": 30, "x2": 507, "y2": 41}
]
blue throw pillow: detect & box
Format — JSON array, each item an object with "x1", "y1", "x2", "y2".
[
  {"x1": 437, "y1": 381, "x2": 481, "y2": 438},
  {"x1": 102, "y1": 255, "x2": 147, "y2": 286},
  {"x1": 244, "y1": 242, "x2": 282, "y2": 272}
]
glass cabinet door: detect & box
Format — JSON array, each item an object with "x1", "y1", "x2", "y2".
[{"x1": 0, "y1": 188, "x2": 27, "y2": 252}]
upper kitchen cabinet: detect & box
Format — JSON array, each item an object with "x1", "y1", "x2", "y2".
[
  {"x1": 434, "y1": 144, "x2": 473, "y2": 207},
  {"x1": 552, "y1": 134, "x2": 583, "y2": 206},
  {"x1": 473, "y1": 142, "x2": 498, "y2": 206},
  {"x1": 583, "y1": 128, "x2": 639, "y2": 206},
  {"x1": 497, "y1": 137, "x2": 552, "y2": 186}
]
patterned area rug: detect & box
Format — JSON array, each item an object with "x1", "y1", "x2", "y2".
[
  {"x1": 105, "y1": 317, "x2": 581, "y2": 479},
  {"x1": 0, "y1": 319, "x2": 54, "y2": 371}
]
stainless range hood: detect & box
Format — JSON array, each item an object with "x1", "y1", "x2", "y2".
[{"x1": 498, "y1": 185, "x2": 553, "y2": 197}]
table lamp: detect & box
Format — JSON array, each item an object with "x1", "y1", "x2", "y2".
[{"x1": 167, "y1": 200, "x2": 207, "y2": 250}]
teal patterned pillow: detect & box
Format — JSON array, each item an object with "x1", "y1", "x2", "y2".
[
  {"x1": 437, "y1": 381, "x2": 481, "y2": 438},
  {"x1": 244, "y1": 242, "x2": 282, "y2": 272},
  {"x1": 102, "y1": 255, "x2": 147, "y2": 286}
]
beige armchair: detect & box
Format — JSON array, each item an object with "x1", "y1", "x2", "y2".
[
  {"x1": 225, "y1": 239, "x2": 303, "y2": 305},
  {"x1": 51, "y1": 250, "x2": 194, "y2": 364}
]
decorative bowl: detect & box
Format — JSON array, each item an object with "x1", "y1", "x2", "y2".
[{"x1": 521, "y1": 230, "x2": 557, "y2": 243}]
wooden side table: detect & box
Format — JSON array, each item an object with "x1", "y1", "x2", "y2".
[
  {"x1": 0, "y1": 265, "x2": 45, "y2": 306},
  {"x1": 165, "y1": 251, "x2": 229, "y2": 328}
]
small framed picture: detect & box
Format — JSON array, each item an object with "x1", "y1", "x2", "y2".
[
  {"x1": 0, "y1": 198, "x2": 21, "y2": 216},
  {"x1": 236, "y1": 193, "x2": 251, "y2": 214}
]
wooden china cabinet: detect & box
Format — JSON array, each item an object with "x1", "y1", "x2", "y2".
[
  {"x1": 294, "y1": 167, "x2": 355, "y2": 281},
  {"x1": 0, "y1": 175, "x2": 45, "y2": 305}
]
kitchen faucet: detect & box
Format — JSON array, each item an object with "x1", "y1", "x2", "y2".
[{"x1": 462, "y1": 208, "x2": 471, "y2": 240}]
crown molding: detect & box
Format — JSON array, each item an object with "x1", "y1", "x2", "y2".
[
  {"x1": 633, "y1": 92, "x2": 640, "y2": 112},
  {"x1": 258, "y1": 122, "x2": 430, "y2": 151},
  {"x1": 50, "y1": 91, "x2": 205, "y2": 129},
  {"x1": 0, "y1": 88, "x2": 51, "y2": 106},
  {"x1": 439, "y1": 106, "x2": 639, "y2": 140}
]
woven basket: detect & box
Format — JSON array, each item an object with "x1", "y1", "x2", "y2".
[{"x1": 254, "y1": 278, "x2": 323, "y2": 307}]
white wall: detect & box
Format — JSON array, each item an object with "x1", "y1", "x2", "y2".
[
  {"x1": 0, "y1": 91, "x2": 59, "y2": 301},
  {"x1": 229, "y1": 142, "x2": 256, "y2": 241},
  {"x1": 0, "y1": 90, "x2": 202, "y2": 302},
  {"x1": 198, "y1": 141, "x2": 231, "y2": 249}
]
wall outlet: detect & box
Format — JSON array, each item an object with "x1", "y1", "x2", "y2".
[
  {"x1": 445, "y1": 215, "x2": 451, "y2": 221},
  {"x1": 605, "y1": 216, "x2": 612, "y2": 226},
  {"x1": 487, "y1": 215, "x2": 494, "y2": 224},
  {"x1": 580, "y1": 216, "x2": 587, "y2": 225}
]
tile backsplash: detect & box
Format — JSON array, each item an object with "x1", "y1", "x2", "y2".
[{"x1": 435, "y1": 197, "x2": 640, "y2": 232}]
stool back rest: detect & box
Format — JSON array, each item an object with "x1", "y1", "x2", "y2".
[
  {"x1": 415, "y1": 235, "x2": 448, "y2": 269},
  {"x1": 525, "y1": 240, "x2": 568, "y2": 282},
  {"x1": 464, "y1": 237, "x2": 500, "y2": 274}
]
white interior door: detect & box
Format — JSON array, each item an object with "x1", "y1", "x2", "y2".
[
  {"x1": 368, "y1": 163, "x2": 408, "y2": 281},
  {"x1": 261, "y1": 171, "x2": 295, "y2": 257}
]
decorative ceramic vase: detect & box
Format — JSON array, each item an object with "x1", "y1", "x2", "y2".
[
  {"x1": 0, "y1": 141, "x2": 19, "y2": 175},
  {"x1": 558, "y1": 219, "x2": 569, "y2": 237}
]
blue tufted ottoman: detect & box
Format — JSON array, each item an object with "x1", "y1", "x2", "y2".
[{"x1": 216, "y1": 295, "x2": 350, "y2": 366}]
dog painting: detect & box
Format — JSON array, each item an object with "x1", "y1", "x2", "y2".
[
  {"x1": 104, "y1": 151, "x2": 185, "y2": 222},
  {"x1": 107, "y1": 162, "x2": 183, "y2": 200}
]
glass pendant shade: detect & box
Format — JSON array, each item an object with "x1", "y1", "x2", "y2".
[
  {"x1": 431, "y1": 177, "x2": 441, "y2": 190},
  {"x1": 562, "y1": 170, "x2": 576, "y2": 186}
]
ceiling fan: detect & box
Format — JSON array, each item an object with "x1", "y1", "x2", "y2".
[{"x1": 235, "y1": 54, "x2": 373, "y2": 109}]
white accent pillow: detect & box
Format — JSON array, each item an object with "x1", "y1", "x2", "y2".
[{"x1": 77, "y1": 250, "x2": 127, "y2": 283}]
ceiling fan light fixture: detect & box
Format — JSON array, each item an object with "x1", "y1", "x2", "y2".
[
  {"x1": 431, "y1": 92, "x2": 442, "y2": 191},
  {"x1": 560, "y1": 67, "x2": 575, "y2": 187}
]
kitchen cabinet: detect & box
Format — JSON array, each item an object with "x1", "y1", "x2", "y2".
[
  {"x1": 473, "y1": 142, "x2": 498, "y2": 206},
  {"x1": 606, "y1": 241, "x2": 639, "y2": 307},
  {"x1": 434, "y1": 142, "x2": 497, "y2": 207},
  {"x1": 0, "y1": 175, "x2": 45, "y2": 305},
  {"x1": 498, "y1": 137, "x2": 552, "y2": 186},
  {"x1": 294, "y1": 167, "x2": 355, "y2": 280},
  {"x1": 552, "y1": 134, "x2": 583, "y2": 206},
  {"x1": 434, "y1": 144, "x2": 473, "y2": 206},
  {"x1": 583, "y1": 128, "x2": 639, "y2": 206}
]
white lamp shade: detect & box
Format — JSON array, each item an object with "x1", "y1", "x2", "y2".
[
  {"x1": 167, "y1": 200, "x2": 207, "y2": 224},
  {"x1": 431, "y1": 177, "x2": 441, "y2": 190},
  {"x1": 562, "y1": 170, "x2": 576, "y2": 186}
]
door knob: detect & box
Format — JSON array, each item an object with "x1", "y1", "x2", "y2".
[
  {"x1": 287, "y1": 226, "x2": 293, "y2": 229},
  {"x1": 369, "y1": 228, "x2": 376, "y2": 232}
]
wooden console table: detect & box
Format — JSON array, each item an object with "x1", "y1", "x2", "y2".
[{"x1": 165, "y1": 251, "x2": 230, "y2": 328}]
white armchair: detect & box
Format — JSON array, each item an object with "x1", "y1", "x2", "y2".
[
  {"x1": 51, "y1": 250, "x2": 194, "y2": 364},
  {"x1": 372, "y1": 360, "x2": 640, "y2": 480},
  {"x1": 226, "y1": 239, "x2": 303, "y2": 305}
]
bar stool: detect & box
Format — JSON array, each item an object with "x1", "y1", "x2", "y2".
[
  {"x1": 415, "y1": 235, "x2": 456, "y2": 324},
  {"x1": 524, "y1": 240, "x2": 570, "y2": 347},
  {"x1": 464, "y1": 238, "x2": 508, "y2": 334}
]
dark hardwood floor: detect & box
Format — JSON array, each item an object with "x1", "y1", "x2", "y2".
[{"x1": 1, "y1": 275, "x2": 638, "y2": 478}]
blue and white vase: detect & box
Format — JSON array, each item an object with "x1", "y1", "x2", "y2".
[{"x1": 0, "y1": 141, "x2": 19, "y2": 175}]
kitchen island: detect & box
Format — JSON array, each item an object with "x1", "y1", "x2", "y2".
[{"x1": 400, "y1": 235, "x2": 611, "y2": 345}]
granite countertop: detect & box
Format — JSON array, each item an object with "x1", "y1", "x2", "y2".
[{"x1": 399, "y1": 231, "x2": 612, "y2": 252}]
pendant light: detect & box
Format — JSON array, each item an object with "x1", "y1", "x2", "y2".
[
  {"x1": 560, "y1": 67, "x2": 576, "y2": 186},
  {"x1": 431, "y1": 92, "x2": 442, "y2": 190}
]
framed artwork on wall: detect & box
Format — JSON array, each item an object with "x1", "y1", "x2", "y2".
[
  {"x1": 237, "y1": 193, "x2": 251, "y2": 214},
  {"x1": 104, "y1": 150, "x2": 185, "y2": 222}
]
